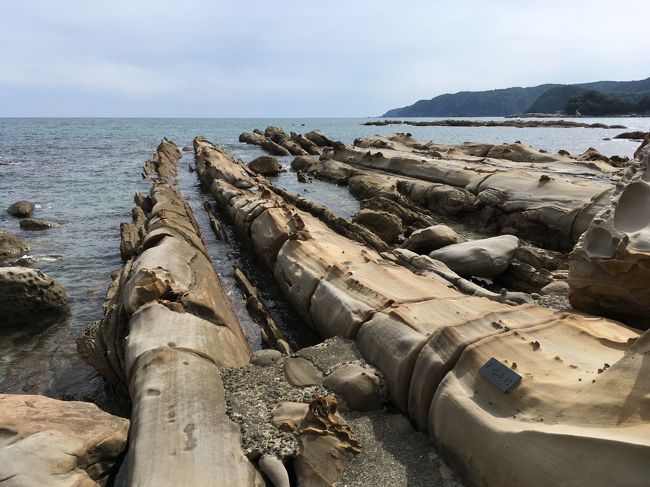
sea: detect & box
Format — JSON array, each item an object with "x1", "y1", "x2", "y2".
[{"x1": 0, "y1": 117, "x2": 647, "y2": 409}]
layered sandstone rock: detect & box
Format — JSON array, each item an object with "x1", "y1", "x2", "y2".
[
  {"x1": 142, "y1": 138, "x2": 181, "y2": 183},
  {"x1": 0, "y1": 267, "x2": 68, "y2": 329},
  {"x1": 402, "y1": 224, "x2": 465, "y2": 253},
  {"x1": 0, "y1": 394, "x2": 129, "y2": 487},
  {"x1": 326, "y1": 134, "x2": 616, "y2": 250},
  {"x1": 569, "y1": 145, "x2": 650, "y2": 329},
  {"x1": 195, "y1": 136, "x2": 648, "y2": 487},
  {"x1": 78, "y1": 140, "x2": 261, "y2": 486}
]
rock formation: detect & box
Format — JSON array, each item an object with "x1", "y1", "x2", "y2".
[
  {"x1": 7, "y1": 200, "x2": 35, "y2": 218},
  {"x1": 18, "y1": 218, "x2": 59, "y2": 230},
  {"x1": 196, "y1": 135, "x2": 649, "y2": 487},
  {"x1": 142, "y1": 137, "x2": 181, "y2": 183},
  {"x1": 78, "y1": 139, "x2": 262, "y2": 486},
  {"x1": 240, "y1": 126, "x2": 336, "y2": 157},
  {"x1": 0, "y1": 267, "x2": 68, "y2": 329},
  {"x1": 0, "y1": 229, "x2": 29, "y2": 260},
  {"x1": 248, "y1": 155, "x2": 282, "y2": 176},
  {"x1": 569, "y1": 145, "x2": 650, "y2": 329},
  {"x1": 0, "y1": 394, "x2": 129, "y2": 487},
  {"x1": 402, "y1": 224, "x2": 465, "y2": 253}
]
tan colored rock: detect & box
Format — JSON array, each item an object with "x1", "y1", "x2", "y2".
[
  {"x1": 291, "y1": 155, "x2": 318, "y2": 171},
  {"x1": 429, "y1": 235, "x2": 520, "y2": 277},
  {"x1": 0, "y1": 394, "x2": 129, "y2": 487},
  {"x1": 569, "y1": 146, "x2": 650, "y2": 329},
  {"x1": 323, "y1": 363, "x2": 381, "y2": 411},
  {"x1": 272, "y1": 396, "x2": 359, "y2": 487},
  {"x1": 119, "y1": 222, "x2": 140, "y2": 261},
  {"x1": 196, "y1": 136, "x2": 649, "y2": 486},
  {"x1": 352, "y1": 208, "x2": 404, "y2": 244},
  {"x1": 248, "y1": 155, "x2": 282, "y2": 176},
  {"x1": 403, "y1": 224, "x2": 465, "y2": 253},
  {"x1": 143, "y1": 138, "x2": 181, "y2": 183}
]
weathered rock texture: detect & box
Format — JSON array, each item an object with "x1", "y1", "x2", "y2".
[
  {"x1": 0, "y1": 229, "x2": 29, "y2": 260},
  {"x1": 322, "y1": 133, "x2": 617, "y2": 250},
  {"x1": 195, "y1": 135, "x2": 649, "y2": 487},
  {"x1": 239, "y1": 126, "x2": 336, "y2": 157},
  {"x1": 18, "y1": 218, "x2": 59, "y2": 230},
  {"x1": 78, "y1": 139, "x2": 261, "y2": 486},
  {"x1": 142, "y1": 138, "x2": 181, "y2": 183},
  {"x1": 0, "y1": 266, "x2": 68, "y2": 329},
  {"x1": 569, "y1": 145, "x2": 650, "y2": 329},
  {"x1": 0, "y1": 394, "x2": 129, "y2": 487}
]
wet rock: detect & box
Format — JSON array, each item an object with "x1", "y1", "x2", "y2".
[
  {"x1": 18, "y1": 218, "x2": 59, "y2": 230},
  {"x1": 290, "y1": 132, "x2": 321, "y2": 155},
  {"x1": 429, "y1": 235, "x2": 520, "y2": 277},
  {"x1": 296, "y1": 170, "x2": 311, "y2": 183},
  {"x1": 352, "y1": 208, "x2": 404, "y2": 244},
  {"x1": 182, "y1": 145, "x2": 193, "y2": 152},
  {"x1": 251, "y1": 349, "x2": 283, "y2": 367},
  {"x1": 0, "y1": 266, "x2": 68, "y2": 329},
  {"x1": 283, "y1": 357, "x2": 324, "y2": 387},
  {"x1": 402, "y1": 224, "x2": 465, "y2": 253},
  {"x1": 0, "y1": 394, "x2": 129, "y2": 487},
  {"x1": 7, "y1": 200, "x2": 35, "y2": 218},
  {"x1": 569, "y1": 145, "x2": 650, "y2": 328},
  {"x1": 614, "y1": 131, "x2": 648, "y2": 140},
  {"x1": 249, "y1": 156, "x2": 282, "y2": 176},
  {"x1": 0, "y1": 229, "x2": 29, "y2": 260},
  {"x1": 291, "y1": 155, "x2": 318, "y2": 171},
  {"x1": 323, "y1": 363, "x2": 381, "y2": 411}
]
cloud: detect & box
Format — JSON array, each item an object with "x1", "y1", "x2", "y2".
[{"x1": 0, "y1": 0, "x2": 649, "y2": 116}]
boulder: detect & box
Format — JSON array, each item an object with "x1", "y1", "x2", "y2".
[
  {"x1": 323, "y1": 363, "x2": 381, "y2": 411},
  {"x1": 569, "y1": 145, "x2": 650, "y2": 328},
  {"x1": 429, "y1": 235, "x2": 520, "y2": 277},
  {"x1": 248, "y1": 156, "x2": 282, "y2": 176},
  {"x1": 119, "y1": 222, "x2": 140, "y2": 261},
  {"x1": 0, "y1": 267, "x2": 68, "y2": 329},
  {"x1": 402, "y1": 224, "x2": 465, "y2": 253},
  {"x1": 7, "y1": 200, "x2": 35, "y2": 218},
  {"x1": 264, "y1": 125, "x2": 288, "y2": 140},
  {"x1": 541, "y1": 280, "x2": 569, "y2": 296},
  {"x1": 18, "y1": 218, "x2": 60, "y2": 230},
  {"x1": 283, "y1": 357, "x2": 324, "y2": 387},
  {"x1": 304, "y1": 130, "x2": 335, "y2": 147},
  {"x1": 291, "y1": 156, "x2": 318, "y2": 171},
  {"x1": 0, "y1": 394, "x2": 129, "y2": 487},
  {"x1": 352, "y1": 208, "x2": 404, "y2": 244},
  {"x1": 0, "y1": 229, "x2": 29, "y2": 260},
  {"x1": 614, "y1": 131, "x2": 648, "y2": 140}
]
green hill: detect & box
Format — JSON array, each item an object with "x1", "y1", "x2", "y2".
[{"x1": 383, "y1": 76, "x2": 650, "y2": 117}]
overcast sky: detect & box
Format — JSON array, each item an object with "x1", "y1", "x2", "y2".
[{"x1": 1, "y1": 0, "x2": 649, "y2": 117}]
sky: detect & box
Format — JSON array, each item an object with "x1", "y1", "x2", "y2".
[{"x1": 1, "y1": 0, "x2": 649, "y2": 117}]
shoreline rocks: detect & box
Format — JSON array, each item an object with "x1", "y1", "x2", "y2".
[
  {"x1": 7, "y1": 200, "x2": 35, "y2": 218},
  {"x1": 0, "y1": 229, "x2": 30, "y2": 260},
  {"x1": 363, "y1": 119, "x2": 627, "y2": 129},
  {"x1": 0, "y1": 394, "x2": 129, "y2": 487},
  {"x1": 19, "y1": 218, "x2": 59, "y2": 230},
  {"x1": 0, "y1": 267, "x2": 68, "y2": 330}
]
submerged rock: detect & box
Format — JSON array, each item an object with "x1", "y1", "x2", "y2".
[
  {"x1": 7, "y1": 200, "x2": 35, "y2": 218},
  {"x1": 0, "y1": 229, "x2": 29, "y2": 260},
  {"x1": 0, "y1": 394, "x2": 129, "y2": 487},
  {"x1": 19, "y1": 218, "x2": 59, "y2": 230},
  {"x1": 248, "y1": 156, "x2": 282, "y2": 176},
  {"x1": 429, "y1": 234, "x2": 520, "y2": 277},
  {"x1": 0, "y1": 267, "x2": 68, "y2": 329}
]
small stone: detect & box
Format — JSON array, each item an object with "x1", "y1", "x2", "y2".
[
  {"x1": 283, "y1": 357, "x2": 324, "y2": 387},
  {"x1": 251, "y1": 349, "x2": 283, "y2": 367},
  {"x1": 7, "y1": 200, "x2": 35, "y2": 218}
]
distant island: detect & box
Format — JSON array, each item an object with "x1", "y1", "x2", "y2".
[{"x1": 383, "y1": 76, "x2": 650, "y2": 117}]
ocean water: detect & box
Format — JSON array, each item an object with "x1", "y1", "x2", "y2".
[{"x1": 0, "y1": 117, "x2": 647, "y2": 406}]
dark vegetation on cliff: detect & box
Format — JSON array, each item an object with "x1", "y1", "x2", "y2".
[{"x1": 383, "y1": 76, "x2": 650, "y2": 117}]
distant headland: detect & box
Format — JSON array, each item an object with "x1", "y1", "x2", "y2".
[{"x1": 383, "y1": 76, "x2": 650, "y2": 117}]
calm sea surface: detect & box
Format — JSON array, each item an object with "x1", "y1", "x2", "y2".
[{"x1": 0, "y1": 117, "x2": 647, "y2": 406}]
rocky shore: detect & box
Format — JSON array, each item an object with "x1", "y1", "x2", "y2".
[
  {"x1": 2, "y1": 127, "x2": 649, "y2": 486},
  {"x1": 363, "y1": 119, "x2": 627, "y2": 129}
]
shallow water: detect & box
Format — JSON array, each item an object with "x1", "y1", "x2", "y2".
[{"x1": 0, "y1": 116, "x2": 647, "y2": 402}]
